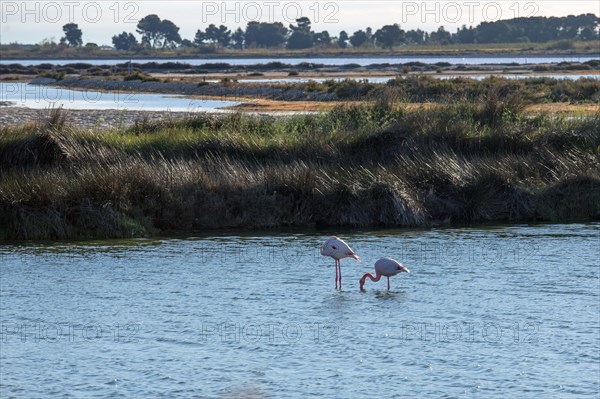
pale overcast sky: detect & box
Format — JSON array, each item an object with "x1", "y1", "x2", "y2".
[{"x1": 1, "y1": 1, "x2": 598, "y2": 45}]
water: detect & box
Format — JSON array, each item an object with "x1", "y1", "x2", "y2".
[
  {"x1": 1, "y1": 223, "x2": 598, "y2": 398},
  {"x1": 437, "y1": 74, "x2": 600, "y2": 81},
  {"x1": 0, "y1": 82, "x2": 239, "y2": 112},
  {"x1": 1, "y1": 55, "x2": 598, "y2": 67},
  {"x1": 2, "y1": 72, "x2": 597, "y2": 112},
  {"x1": 231, "y1": 74, "x2": 600, "y2": 84}
]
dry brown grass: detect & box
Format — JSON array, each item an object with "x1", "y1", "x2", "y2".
[
  {"x1": 227, "y1": 99, "x2": 599, "y2": 116},
  {"x1": 1, "y1": 102, "x2": 598, "y2": 240}
]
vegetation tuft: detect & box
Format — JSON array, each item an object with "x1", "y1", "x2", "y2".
[{"x1": 1, "y1": 101, "x2": 599, "y2": 240}]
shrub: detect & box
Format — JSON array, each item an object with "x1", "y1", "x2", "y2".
[{"x1": 548, "y1": 40, "x2": 575, "y2": 50}]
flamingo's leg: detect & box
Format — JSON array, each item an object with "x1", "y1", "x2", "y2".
[
  {"x1": 387, "y1": 277, "x2": 390, "y2": 291},
  {"x1": 335, "y1": 260, "x2": 339, "y2": 289},
  {"x1": 339, "y1": 261, "x2": 342, "y2": 289}
]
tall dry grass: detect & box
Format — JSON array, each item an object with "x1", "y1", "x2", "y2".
[{"x1": 1, "y1": 99, "x2": 599, "y2": 240}]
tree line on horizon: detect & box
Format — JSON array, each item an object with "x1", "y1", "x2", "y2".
[{"x1": 37, "y1": 13, "x2": 600, "y2": 51}]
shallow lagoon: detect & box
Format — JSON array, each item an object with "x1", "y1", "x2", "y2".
[
  {"x1": 1, "y1": 223, "x2": 598, "y2": 397},
  {"x1": 0, "y1": 82, "x2": 239, "y2": 112}
]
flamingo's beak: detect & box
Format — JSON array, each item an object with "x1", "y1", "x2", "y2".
[{"x1": 398, "y1": 266, "x2": 410, "y2": 273}]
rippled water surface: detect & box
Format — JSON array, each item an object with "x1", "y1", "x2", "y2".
[{"x1": 1, "y1": 224, "x2": 599, "y2": 398}]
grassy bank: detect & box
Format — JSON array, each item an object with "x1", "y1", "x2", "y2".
[
  {"x1": 1, "y1": 101, "x2": 599, "y2": 241},
  {"x1": 297, "y1": 74, "x2": 600, "y2": 102},
  {"x1": 2, "y1": 40, "x2": 599, "y2": 60}
]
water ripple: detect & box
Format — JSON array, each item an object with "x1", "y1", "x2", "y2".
[{"x1": 1, "y1": 223, "x2": 598, "y2": 397}]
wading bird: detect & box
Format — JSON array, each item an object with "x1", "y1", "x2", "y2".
[
  {"x1": 320, "y1": 236, "x2": 361, "y2": 289},
  {"x1": 360, "y1": 258, "x2": 409, "y2": 291}
]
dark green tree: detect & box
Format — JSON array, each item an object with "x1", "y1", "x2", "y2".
[
  {"x1": 429, "y1": 26, "x2": 452, "y2": 44},
  {"x1": 405, "y1": 29, "x2": 427, "y2": 44},
  {"x1": 137, "y1": 14, "x2": 163, "y2": 48},
  {"x1": 244, "y1": 21, "x2": 260, "y2": 46},
  {"x1": 205, "y1": 24, "x2": 231, "y2": 47},
  {"x1": 287, "y1": 17, "x2": 313, "y2": 49},
  {"x1": 112, "y1": 32, "x2": 139, "y2": 51},
  {"x1": 291, "y1": 17, "x2": 312, "y2": 33},
  {"x1": 193, "y1": 29, "x2": 205, "y2": 47},
  {"x1": 180, "y1": 39, "x2": 194, "y2": 48},
  {"x1": 62, "y1": 23, "x2": 82, "y2": 47},
  {"x1": 575, "y1": 14, "x2": 600, "y2": 40},
  {"x1": 262, "y1": 22, "x2": 288, "y2": 47},
  {"x1": 580, "y1": 27, "x2": 597, "y2": 40},
  {"x1": 245, "y1": 22, "x2": 288, "y2": 48},
  {"x1": 349, "y1": 30, "x2": 368, "y2": 47},
  {"x1": 476, "y1": 21, "x2": 511, "y2": 43},
  {"x1": 287, "y1": 31, "x2": 313, "y2": 49},
  {"x1": 160, "y1": 19, "x2": 181, "y2": 48},
  {"x1": 366, "y1": 27, "x2": 374, "y2": 45},
  {"x1": 313, "y1": 31, "x2": 331, "y2": 47},
  {"x1": 217, "y1": 25, "x2": 232, "y2": 47},
  {"x1": 231, "y1": 27, "x2": 245, "y2": 49},
  {"x1": 374, "y1": 24, "x2": 404, "y2": 49},
  {"x1": 561, "y1": 15, "x2": 584, "y2": 39},
  {"x1": 337, "y1": 30, "x2": 349, "y2": 48},
  {"x1": 455, "y1": 25, "x2": 476, "y2": 44},
  {"x1": 463, "y1": 14, "x2": 600, "y2": 43},
  {"x1": 136, "y1": 15, "x2": 181, "y2": 48},
  {"x1": 204, "y1": 24, "x2": 218, "y2": 44}
]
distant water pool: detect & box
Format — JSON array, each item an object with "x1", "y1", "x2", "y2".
[
  {"x1": 1, "y1": 55, "x2": 598, "y2": 67},
  {"x1": 230, "y1": 74, "x2": 600, "y2": 84},
  {"x1": 0, "y1": 82, "x2": 239, "y2": 111},
  {"x1": 1, "y1": 223, "x2": 598, "y2": 397}
]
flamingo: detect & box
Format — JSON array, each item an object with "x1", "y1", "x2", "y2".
[
  {"x1": 360, "y1": 258, "x2": 409, "y2": 291},
  {"x1": 320, "y1": 236, "x2": 361, "y2": 289}
]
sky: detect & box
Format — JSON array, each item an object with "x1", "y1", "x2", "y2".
[{"x1": 1, "y1": 1, "x2": 599, "y2": 46}]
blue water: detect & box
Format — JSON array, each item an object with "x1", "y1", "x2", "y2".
[
  {"x1": 1, "y1": 55, "x2": 597, "y2": 67},
  {"x1": 232, "y1": 74, "x2": 600, "y2": 84},
  {"x1": 1, "y1": 224, "x2": 598, "y2": 397},
  {"x1": 2, "y1": 72, "x2": 597, "y2": 113},
  {"x1": 0, "y1": 82, "x2": 239, "y2": 112}
]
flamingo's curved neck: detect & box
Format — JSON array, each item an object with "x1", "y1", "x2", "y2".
[{"x1": 360, "y1": 271, "x2": 382, "y2": 289}]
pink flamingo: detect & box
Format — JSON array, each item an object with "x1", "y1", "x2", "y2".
[
  {"x1": 360, "y1": 258, "x2": 409, "y2": 291},
  {"x1": 320, "y1": 236, "x2": 361, "y2": 289}
]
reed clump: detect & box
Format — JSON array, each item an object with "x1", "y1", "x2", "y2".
[
  {"x1": 1, "y1": 101, "x2": 598, "y2": 240},
  {"x1": 305, "y1": 75, "x2": 600, "y2": 104}
]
